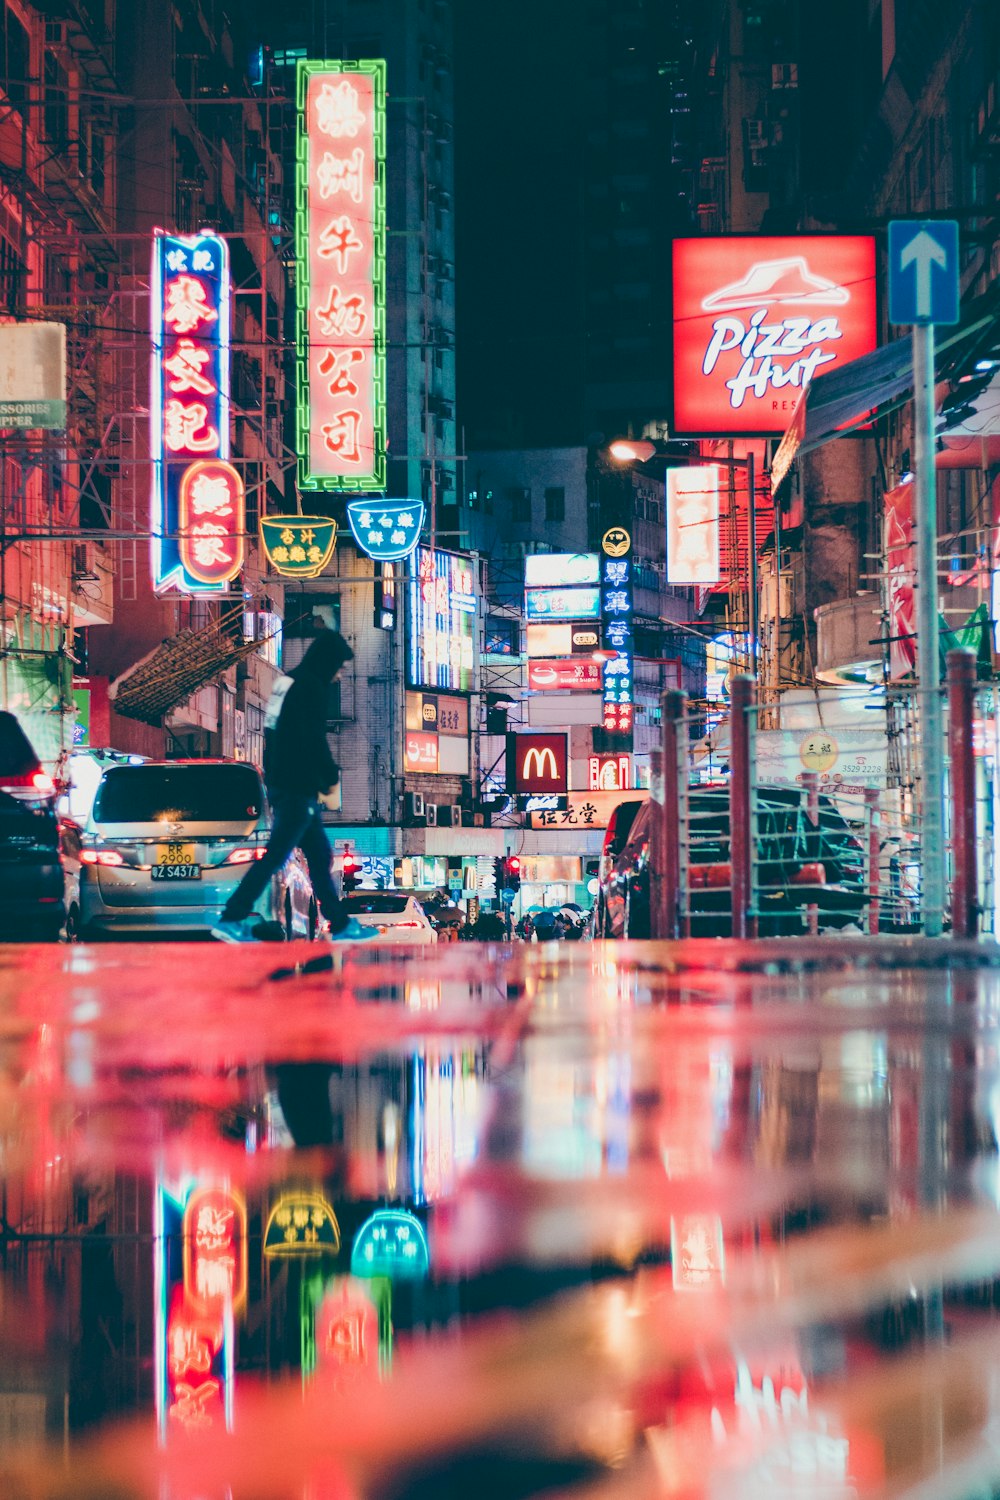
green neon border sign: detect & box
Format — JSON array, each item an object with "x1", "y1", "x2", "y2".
[{"x1": 295, "y1": 58, "x2": 387, "y2": 492}]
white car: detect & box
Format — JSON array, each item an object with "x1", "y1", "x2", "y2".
[{"x1": 341, "y1": 892, "x2": 437, "y2": 944}]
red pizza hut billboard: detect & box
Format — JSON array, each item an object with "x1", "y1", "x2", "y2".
[{"x1": 671, "y1": 236, "x2": 877, "y2": 436}]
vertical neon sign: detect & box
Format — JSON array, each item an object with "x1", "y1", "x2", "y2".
[
  {"x1": 296, "y1": 60, "x2": 387, "y2": 491},
  {"x1": 600, "y1": 531, "x2": 634, "y2": 746},
  {"x1": 151, "y1": 229, "x2": 243, "y2": 592}
]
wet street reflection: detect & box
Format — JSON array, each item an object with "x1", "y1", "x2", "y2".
[{"x1": 5, "y1": 938, "x2": 1000, "y2": 1497}]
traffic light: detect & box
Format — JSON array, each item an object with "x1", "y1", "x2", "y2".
[
  {"x1": 505, "y1": 856, "x2": 521, "y2": 893},
  {"x1": 493, "y1": 856, "x2": 505, "y2": 898},
  {"x1": 342, "y1": 850, "x2": 360, "y2": 894}
]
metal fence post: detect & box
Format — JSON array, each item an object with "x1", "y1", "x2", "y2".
[
  {"x1": 947, "y1": 646, "x2": 978, "y2": 939},
  {"x1": 801, "y1": 769, "x2": 820, "y2": 935},
  {"x1": 864, "y1": 787, "x2": 880, "y2": 935},
  {"x1": 730, "y1": 674, "x2": 756, "y2": 941}
]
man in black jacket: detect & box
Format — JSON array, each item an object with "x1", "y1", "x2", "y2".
[{"x1": 212, "y1": 630, "x2": 373, "y2": 942}]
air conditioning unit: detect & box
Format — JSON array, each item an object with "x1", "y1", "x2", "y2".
[
  {"x1": 404, "y1": 792, "x2": 425, "y2": 824},
  {"x1": 449, "y1": 804, "x2": 462, "y2": 827},
  {"x1": 425, "y1": 802, "x2": 439, "y2": 827}
]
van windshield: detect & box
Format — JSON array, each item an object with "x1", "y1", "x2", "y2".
[{"x1": 93, "y1": 765, "x2": 263, "y2": 823}]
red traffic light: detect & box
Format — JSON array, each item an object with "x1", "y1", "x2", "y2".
[
  {"x1": 507, "y1": 856, "x2": 520, "y2": 873},
  {"x1": 343, "y1": 852, "x2": 359, "y2": 871}
]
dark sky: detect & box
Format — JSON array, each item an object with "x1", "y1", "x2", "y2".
[{"x1": 454, "y1": 1, "x2": 587, "y2": 449}]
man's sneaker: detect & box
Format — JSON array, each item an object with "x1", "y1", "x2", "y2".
[
  {"x1": 212, "y1": 915, "x2": 266, "y2": 943},
  {"x1": 325, "y1": 917, "x2": 377, "y2": 942}
]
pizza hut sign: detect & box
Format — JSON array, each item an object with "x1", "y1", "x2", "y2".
[{"x1": 672, "y1": 236, "x2": 877, "y2": 436}]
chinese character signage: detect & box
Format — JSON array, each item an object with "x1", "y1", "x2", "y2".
[
  {"x1": 260, "y1": 515, "x2": 338, "y2": 578},
  {"x1": 296, "y1": 60, "x2": 386, "y2": 491},
  {"x1": 407, "y1": 547, "x2": 477, "y2": 693},
  {"x1": 263, "y1": 1191, "x2": 341, "y2": 1257},
  {"x1": 884, "y1": 481, "x2": 916, "y2": 680},
  {"x1": 350, "y1": 1209, "x2": 430, "y2": 1281},
  {"x1": 524, "y1": 586, "x2": 601, "y2": 621},
  {"x1": 182, "y1": 1186, "x2": 247, "y2": 1315},
  {"x1": 528, "y1": 659, "x2": 603, "y2": 692},
  {"x1": 151, "y1": 229, "x2": 243, "y2": 592},
  {"x1": 404, "y1": 730, "x2": 439, "y2": 773},
  {"x1": 524, "y1": 553, "x2": 599, "y2": 588},
  {"x1": 667, "y1": 466, "x2": 721, "y2": 584},
  {"x1": 671, "y1": 236, "x2": 877, "y2": 436},
  {"x1": 600, "y1": 531, "x2": 634, "y2": 745},
  {"x1": 507, "y1": 732, "x2": 568, "y2": 795},
  {"x1": 588, "y1": 754, "x2": 631, "y2": 791},
  {"x1": 529, "y1": 789, "x2": 648, "y2": 830},
  {"x1": 347, "y1": 498, "x2": 424, "y2": 560}
]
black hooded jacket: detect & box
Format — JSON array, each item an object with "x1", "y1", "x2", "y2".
[{"x1": 262, "y1": 630, "x2": 353, "y2": 796}]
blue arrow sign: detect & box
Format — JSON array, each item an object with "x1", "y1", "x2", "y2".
[{"x1": 888, "y1": 219, "x2": 960, "y2": 326}]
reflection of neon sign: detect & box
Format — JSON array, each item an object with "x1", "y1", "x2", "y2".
[
  {"x1": 296, "y1": 61, "x2": 386, "y2": 491},
  {"x1": 263, "y1": 1191, "x2": 341, "y2": 1257},
  {"x1": 351, "y1": 1209, "x2": 430, "y2": 1280},
  {"x1": 152, "y1": 230, "x2": 238, "y2": 592},
  {"x1": 182, "y1": 1186, "x2": 247, "y2": 1314}
]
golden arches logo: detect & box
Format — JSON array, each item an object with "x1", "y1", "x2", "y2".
[{"x1": 522, "y1": 746, "x2": 559, "y2": 781}]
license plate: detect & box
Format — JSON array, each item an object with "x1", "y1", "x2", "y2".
[
  {"x1": 156, "y1": 842, "x2": 196, "y2": 866},
  {"x1": 151, "y1": 864, "x2": 201, "y2": 881}
]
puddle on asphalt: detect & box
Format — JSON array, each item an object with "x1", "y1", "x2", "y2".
[{"x1": 4, "y1": 940, "x2": 1000, "y2": 1497}]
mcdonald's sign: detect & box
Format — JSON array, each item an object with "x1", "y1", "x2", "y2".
[{"x1": 506, "y1": 732, "x2": 568, "y2": 795}]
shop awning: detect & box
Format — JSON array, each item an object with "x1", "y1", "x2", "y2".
[
  {"x1": 109, "y1": 606, "x2": 268, "y2": 726},
  {"x1": 771, "y1": 283, "x2": 1000, "y2": 493}
]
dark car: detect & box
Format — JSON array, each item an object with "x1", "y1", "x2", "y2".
[
  {"x1": 597, "y1": 785, "x2": 866, "y2": 939},
  {"x1": 0, "y1": 711, "x2": 65, "y2": 941}
]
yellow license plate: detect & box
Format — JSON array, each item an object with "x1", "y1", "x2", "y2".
[{"x1": 156, "y1": 843, "x2": 196, "y2": 866}]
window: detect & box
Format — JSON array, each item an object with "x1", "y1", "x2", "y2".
[
  {"x1": 93, "y1": 764, "x2": 263, "y2": 824},
  {"x1": 507, "y1": 486, "x2": 531, "y2": 522},
  {"x1": 283, "y1": 595, "x2": 341, "y2": 637},
  {"x1": 544, "y1": 486, "x2": 565, "y2": 523}
]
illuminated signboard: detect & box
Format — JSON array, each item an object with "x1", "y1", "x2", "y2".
[
  {"x1": 528, "y1": 659, "x2": 602, "y2": 692},
  {"x1": 524, "y1": 586, "x2": 600, "y2": 621},
  {"x1": 506, "y1": 732, "x2": 568, "y2": 795},
  {"x1": 529, "y1": 788, "x2": 648, "y2": 830},
  {"x1": 151, "y1": 229, "x2": 243, "y2": 593},
  {"x1": 346, "y1": 498, "x2": 424, "y2": 560},
  {"x1": 182, "y1": 1186, "x2": 247, "y2": 1315},
  {"x1": 670, "y1": 1213, "x2": 726, "y2": 1292},
  {"x1": 351, "y1": 1209, "x2": 430, "y2": 1281},
  {"x1": 667, "y1": 466, "x2": 721, "y2": 584},
  {"x1": 263, "y1": 1192, "x2": 341, "y2": 1257},
  {"x1": 375, "y1": 560, "x2": 397, "y2": 630},
  {"x1": 524, "y1": 553, "x2": 599, "y2": 588},
  {"x1": 526, "y1": 622, "x2": 600, "y2": 658},
  {"x1": 671, "y1": 236, "x2": 877, "y2": 436},
  {"x1": 600, "y1": 532, "x2": 634, "y2": 745},
  {"x1": 588, "y1": 754, "x2": 631, "y2": 791},
  {"x1": 260, "y1": 515, "x2": 337, "y2": 578},
  {"x1": 407, "y1": 546, "x2": 477, "y2": 694},
  {"x1": 296, "y1": 60, "x2": 386, "y2": 490},
  {"x1": 404, "y1": 730, "x2": 439, "y2": 773}
]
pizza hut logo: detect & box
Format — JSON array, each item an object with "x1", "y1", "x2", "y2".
[{"x1": 701, "y1": 258, "x2": 850, "y2": 411}]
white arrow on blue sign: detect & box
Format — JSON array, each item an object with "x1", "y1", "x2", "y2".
[{"x1": 888, "y1": 219, "x2": 960, "y2": 326}]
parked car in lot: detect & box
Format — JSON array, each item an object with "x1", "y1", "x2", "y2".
[
  {"x1": 78, "y1": 760, "x2": 315, "y2": 939},
  {"x1": 596, "y1": 785, "x2": 867, "y2": 939},
  {"x1": 340, "y1": 892, "x2": 436, "y2": 944},
  {"x1": 0, "y1": 711, "x2": 65, "y2": 941}
]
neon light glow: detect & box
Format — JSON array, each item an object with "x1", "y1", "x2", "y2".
[
  {"x1": 296, "y1": 60, "x2": 386, "y2": 491},
  {"x1": 666, "y1": 466, "x2": 721, "y2": 584},
  {"x1": 151, "y1": 230, "x2": 236, "y2": 592},
  {"x1": 182, "y1": 1185, "x2": 248, "y2": 1315},
  {"x1": 524, "y1": 553, "x2": 600, "y2": 588},
  {"x1": 588, "y1": 754, "x2": 631, "y2": 791},
  {"x1": 350, "y1": 1209, "x2": 430, "y2": 1281},
  {"x1": 346, "y1": 498, "x2": 424, "y2": 561},
  {"x1": 260, "y1": 515, "x2": 338, "y2": 578},
  {"x1": 407, "y1": 547, "x2": 477, "y2": 693},
  {"x1": 600, "y1": 538, "x2": 634, "y2": 745},
  {"x1": 263, "y1": 1191, "x2": 341, "y2": 1257}
]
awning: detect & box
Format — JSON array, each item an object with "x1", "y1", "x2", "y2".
[
  {"x1": 771, "y1": 281, "x2": 1000, "y2": 493},
  {"x1": 109, "y1": 606, "x2": 269, "y2": 726}
]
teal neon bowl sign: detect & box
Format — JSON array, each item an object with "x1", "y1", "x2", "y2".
[
  {"x1": 350, "y1": 1209, "x2": 429, "y2": 1280},
  {"x1": 346, "y1": 499, "x2": 425, "y2": 562}
]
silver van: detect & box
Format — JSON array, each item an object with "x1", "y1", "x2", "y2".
[{"x1": 78, "y1": 760, "x2": 315, "y2": 939}]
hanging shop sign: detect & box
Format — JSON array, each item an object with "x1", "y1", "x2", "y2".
[
  {"x1": 350, "y1": 1208, "x2": 430, "y2": 1281},
  {"x1": 346, "y1": 498, "x2": 424, "y2": 560},
  {"x1": 296, "y1": 59, "x2": 387, "y2": 491},
  {"x1": 529, "y1": 788, "x2": 648, "y2": 830},
  {"x1": 588, "y1": 754, "x2": 631, "y2": 791},
  {"x1": 525, "y1": 623, "x2": 600, "y2": 658},
  {"x1": 506, "y1": 732, "x2": 568, "y2": 795},
  {"x1": 528, "y1": 659, "x2": 602, "y2": 692},
  {"x1": 260, "y1": 515, "x2": 338, "y2": 578},
  {"x1": 884, "y1": 481, "x2": 916, "y2": 680},
  {"x1": 601, "y1": 526, "x2": 631, "y2": 558},
  {"x1": 182, "y1": 1185, "x2": 248, "y2": 1315},
  {"x1": 375, "y1": 560, "x2": 397, "y2": 630},
  {"x1": 524, "y1": 586, "x2": 601, "y2": 621},
  {"x1": 407, "y1": 547, "x2": 477, "y2": 693},
  {"x1": 0, "y1": 321, "x2": 66, "y2": 428},
  {"x1": 671, "y1": 235, "x2": 877, "y2": 437},
  {"x1": 600, "y1": 539, "x2": 634, "y2": 746},
  {"x1": 666, "y1": 466, "x2": 721, "y2": 584},
  {"x1": 524, "y1": 553, "x2": 599, "y2": 588},
  {"x1": 151, "y1": 229, "x2": 242, "y2": 593},
  {"x1": 263, "y1": 1192, "x2": 341, "y2": 1258},
  {"x1": 404, "y1": 730, "x2": 439, "y2": 773}
]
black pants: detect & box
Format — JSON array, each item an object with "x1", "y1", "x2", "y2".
[{"x1": 222, "y1": 789, "x2": 346, "y2": 932}]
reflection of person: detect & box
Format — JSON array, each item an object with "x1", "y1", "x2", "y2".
[{"x1": 213, "y1": 631, "x2": 373, "y2": 943}]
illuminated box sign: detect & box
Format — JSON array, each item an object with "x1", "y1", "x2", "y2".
[
  {"x1": 524, "y1": 586, "x2": 600, "y2": 621},
  {"x1": 525, "y1": 623, "x2": 600, "y2": 658},
  {"x1": 667, "y1": 466, "x2": 721, "y2": 584},
  {"x1": 528, "y1": 659, "x2": 602, "y2": 691},
  {"x1": 407, "y1": 547, "x2": 476, "y2": 694},
  {"x1": 260, "y1": 515, "x2": 337, "y2": 578},
  {"x1": 529, "y1": 788, "x2": 648, "y2": 829},
  {"x1": 588, "y1": 754, "x2": 631, "y2": 791},
  {"x1": 404, "y1": 730, "x2": 439, "y2": 772},
  {"x1": 506, "y1": 732, "x2": 568, "y2": 795},
  {"x1": 296, "y1": 60, "x2": 386, "y2": 491},
  {"x1": 151, "y1": 229, "x2": 244, "y2": 592},
  {"x1": 524, "y1": 553, "x2": 599, "y2": 588},
  {"x1": 347, "y1": 498, "x2": 424, "y2": 560},
  {"x1": 600, "y1": 533, "x2": 634, "y2": 745},
  {"x1": 406, "y1": 692, "x2": 469, "y2": 735},
  {"x1": 671, "y1": 236, "x2": 877, "y2": 436}
]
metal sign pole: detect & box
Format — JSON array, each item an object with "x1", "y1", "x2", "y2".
[{"x1": 913, "y1": 319, "x2": 945, "y2": 935}]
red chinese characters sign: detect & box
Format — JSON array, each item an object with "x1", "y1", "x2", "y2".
[
  {"x1": 527, "y1": 659, "x2": 603, "y2": 692},
  {"x1": 151, "y1": 230, "x2": 243, "y2": 592},
  {"x1": 671, "y1": 236, "x2": 877, "y2": 436},
  {"x1": 296, "y1": 61, "x2": 386, "y2": 491}
]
